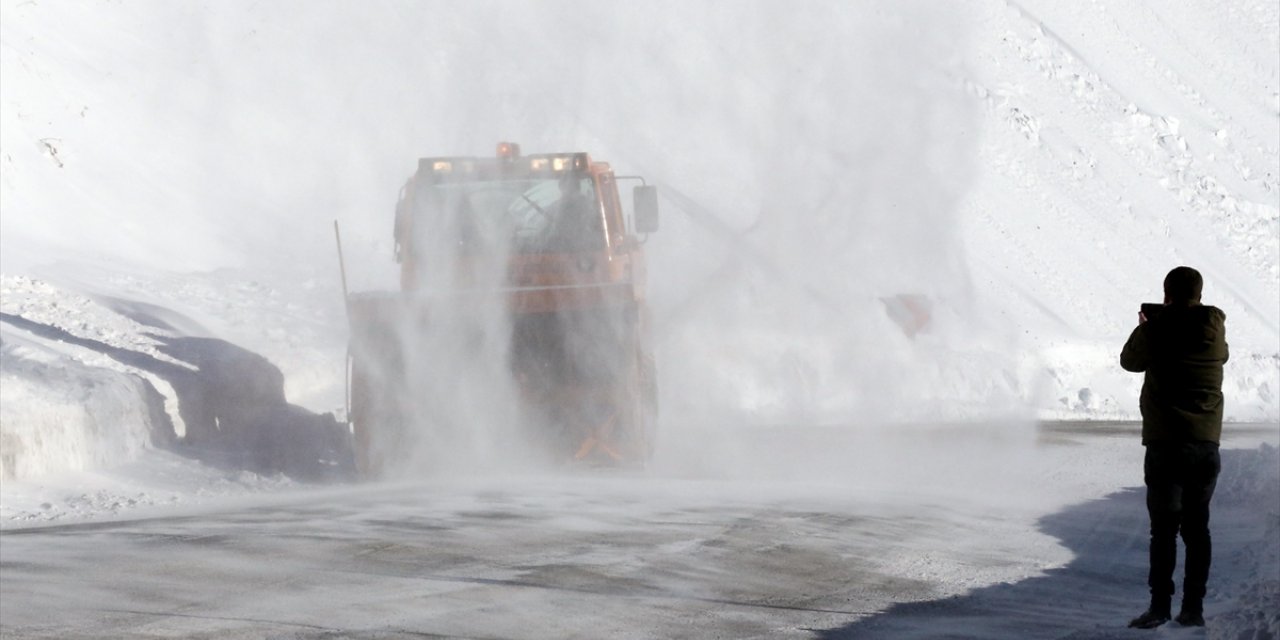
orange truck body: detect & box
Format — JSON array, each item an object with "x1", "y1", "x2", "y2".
[{"x1": 345, "y1": 144, "x2": 658, "y2": 476}]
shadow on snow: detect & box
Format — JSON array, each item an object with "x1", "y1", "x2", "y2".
[
  {"x1": 0, "y1": 309, "x2": 353, "y2": 482},
  {"x1": 816, "y1": 447, "x2": 1275, "y2": 639}
]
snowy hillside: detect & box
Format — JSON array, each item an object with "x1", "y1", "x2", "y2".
[
  {"x1": 1, "y1": 3, "x2": 1278, "y2": 638},
  {"x1": 961, "y1": 0, "x2": 1280, "y2": 422},
  {"x1": 1, "y1": 0, "x2": 1277, "y2": 479}
]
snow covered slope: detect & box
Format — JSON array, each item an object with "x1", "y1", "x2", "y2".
[
  {"x1": 962, "y1": 0, "x2": 1279, "y2": 421},
  {"x1": 1, "y1": 0, "x2": 1277, "y2": 481}
]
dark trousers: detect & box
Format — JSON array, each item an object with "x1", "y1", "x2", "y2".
[{"x1": 1144, "y1": 441, "x2": 1220, "y2": 607}]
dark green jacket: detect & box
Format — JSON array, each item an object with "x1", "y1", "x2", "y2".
[{"x1": 1121, "y1": 304, "x2": 1228, "y2": 444}]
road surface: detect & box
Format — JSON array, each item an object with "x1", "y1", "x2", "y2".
[{"x1": 2, "y1": 422, "x2": 1276, "y2": 639}]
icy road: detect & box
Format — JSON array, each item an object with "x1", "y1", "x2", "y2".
[{"x1": 1, "y1": 424, "x2": 1276, "y2": 639}]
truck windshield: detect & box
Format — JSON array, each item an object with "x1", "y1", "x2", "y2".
[{"x1": 411, "y1": 176, "x2": 604, "y2": 254}]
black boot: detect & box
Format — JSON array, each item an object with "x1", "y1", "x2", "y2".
[
  {"x1": 1128, "y1": 597, "x2": 1171, "y2": 629},
  {"x1": 1176, "y1": 600, "x2": 1205, "y2": 627}
]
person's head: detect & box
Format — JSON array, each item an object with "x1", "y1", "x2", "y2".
[{"x1": 1163, "y1": 266, "x2": 1203, "y2": 305}]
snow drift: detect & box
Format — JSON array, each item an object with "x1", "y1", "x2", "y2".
[{"x1": 0, "y1": 0, "x2": 1277, "y2": 482}]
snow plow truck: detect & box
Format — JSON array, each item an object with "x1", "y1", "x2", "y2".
[{"x1": 344, "y1": 143, "x2": 659, "y2": 477}]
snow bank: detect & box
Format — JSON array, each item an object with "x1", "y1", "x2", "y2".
[
  {"x1": 0, "y1": 275, "x2": 349, "y2": 483},
  {"x1": 0, "y1": 274, "x2": 188, "y2": 479},
  {"x1": 27, "y1": 265, "x2": 349, "y2": 414},
  {"x1": 0, "y1": 332, "x2": 167, "y2": 480},
  {"x1": 1032, "y1": 341, "x2": 1279, "y2": 423}
]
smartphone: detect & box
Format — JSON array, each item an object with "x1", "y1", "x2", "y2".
[{"x1": 1140, "y1": 303, "x2": 1164, "y2": 320}]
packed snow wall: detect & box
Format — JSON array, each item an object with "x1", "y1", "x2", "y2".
[{"x1": 0, "y1": 335, "x2": 166, "y2": 480}]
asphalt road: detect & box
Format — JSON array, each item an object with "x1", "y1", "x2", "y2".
[
  {"x1": 0, "y1": 479, "x2": 938, "y2": 639},
  {"x1": 1, "y1": 422, "x2": 1275, "y2": 639}
]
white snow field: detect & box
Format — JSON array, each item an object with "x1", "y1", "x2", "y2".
[{"x1": 1, "y1": 0, "x2": 1277, "y2": 638}]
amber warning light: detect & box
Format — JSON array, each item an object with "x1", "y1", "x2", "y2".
[{"x1": 497, "y1": 142, "x2": 521, "y2": 159}]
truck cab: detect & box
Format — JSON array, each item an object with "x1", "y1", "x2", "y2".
[
  {"x1": 347, "y1": 143, "x2": 659, "y2": 476},
  {"x1": 393, "y1": 144, "x2": 657, "y2": 308}
]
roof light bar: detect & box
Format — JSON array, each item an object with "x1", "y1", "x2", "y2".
[{"x1": 417, "y1": 148, "x2": 590, "y2": 178}]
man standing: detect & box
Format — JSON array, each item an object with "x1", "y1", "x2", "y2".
[{"x1": 1121, "y1": 266, "x2": 1229, "y2": 629}]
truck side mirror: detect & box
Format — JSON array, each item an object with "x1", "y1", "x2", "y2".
[{"x1": 634, "y1": 185, "x2": 659, "y2": 234}]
